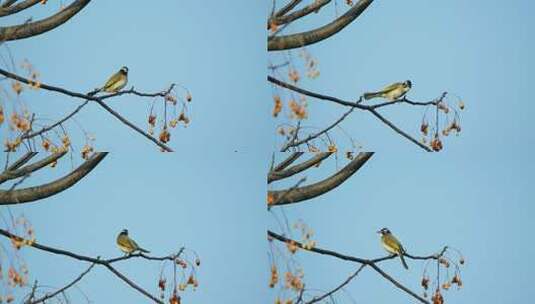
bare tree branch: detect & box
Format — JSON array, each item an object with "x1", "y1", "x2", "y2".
[
  {"x1": 268, "y1": 152, "x2": 373, "y2": 206},
  {"x1": 281, "y1": 107, "x2": 354, "y2": 151},
  {"x1": 0, "y1": 0, "x2": 91, "y2": 41},
  {"x1": 0, "y1": 67, "x2": 175, "y2": 152},
  {"x1": 274, "y1": 0, "x2": 303, "y2": 18},
  {"x1": 269, "y1": 75, "x2": 360, "y2": 108},
  {"x1": 0, "y1": 152, "x2": 107, "y2": 205},
  {"x1": 367, "y1": 262, "x2": 428, "y2": 304},
  {"x1": 272, "y1": 152, "x2": 304, "y2": 172},
  {"x1": 1, "y1": 0, "x2": 18, "y2": 8},
  {"x1": 0, "y1": 0, "x2": 39, "y2": 17},
  {"x1": 268, "y1": 152, "x2": 331, "y2": 184},
  {"x1": 305, "y1": 264, "x2": 366, "y2": 304},
  {"x1": 104, "y1": 263, "x2": 163, "y2": 304},
  {"x1": 5, "y1": 151, "x2": 37, "y2": 171},
  {"x1": 268, "y1": 230, "x2": 445, "y2": 304},
  {"x1": 20, "y1": 100, "x2": 89, "y2": 141},
  {"x1": 269, "y1": 0, "x2": 331, "y2": 28},
  {"x1": 27, "y1": 262, "x2": 96, "y2": 304},
  {"x1": 268, "y1": 75, "x2": 438, "y2": 152},
  {"x1": 0, "y1": 228, "x2": 185, "y2": 304},
  {"x1": 367, "y1": 107, "x2": 431, "y2": 151},
  {"x1": 0, "y1": 151, "x2": 67, "y2": 184},
  {"x1": 268, "y1": 0, "x2": 374, "y2": 51}
]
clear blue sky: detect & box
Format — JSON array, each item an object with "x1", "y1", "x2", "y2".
[
  {"x1": 1, "y1": 1, "x2": 271, "y2": 303},
  {"x1": 268, "y1": 1, "x2": 535, "y2": 303},
  {"x1": 0, "y1": 0, "x2": 534, "y2": 303}
]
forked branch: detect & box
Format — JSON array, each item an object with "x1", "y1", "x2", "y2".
[
  {"x1": 268, "y1": 0, "x2": 374, "y2": 51},
  {"x1": 0, "y1": 0, "x2": 91, "y2": 41},
  {"x1": 268, "y1": 152, "x2": 373, "y2": 206},
  {"x1": 0, "y1": 152, "x2": 107, "y2": 205},
  {"x1": 0, "y1": 0, "x2": 40, "y2": 17},
  {"x1": 268, "y1": 75, "x2": 441, "y2": 152},
  {"x1": 0, "y1": 67, "x2": 175, "y2": 151},
  {"x1": 0, "y1": 228, "x2": 186, "y2": 304},
  {"x1": 268, "y1": 152, "x2": 332, "y2": 183},
  {"x1": 268, "y1": 230, "x2": 447, "y2": 304}
]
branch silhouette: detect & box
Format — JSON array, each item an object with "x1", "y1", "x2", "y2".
[
  {"x1": 269, "y1": 0, "x2": 331, "y2": 29},
  {"x1": 268, "y1": 152, "x2": 373, "y2": 206},
  {"x1": 268, "y1": 0, "x2": 374, "y2": 51},
  {"x1": 26, "y1": 262, "x2": 96, "y2": 304},
  {"x1": 0, "y1": 0, "x2": 40, "y2": 17},
  {"x1": 0, "y1": 0, "x2": 91, "y2": 41},
  {"x1": 0, "y1": 227, "x2": 185, "y2": 304},
  {"x1": 269, "y1": 230, "x2": 447, "y2": 304},
  {"x1": 0, "y1": 67, "x2": 175, "y2": 152},
  {"x1": 0, "y1": 152, "x2": 107, "y2": 205},
  {"x1": 268, "y1": 152, "x2": 331, "y2": 183},
  {"x1": 268, "y1": 75, "x2": 446, "y2": 152}
]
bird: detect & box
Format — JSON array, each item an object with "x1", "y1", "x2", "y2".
[
  {"x1": 377, "y1": 227, "x2": 409, "y2": 270},
  {"x1": 363, "y1": 80, "x2": 412, "y2": 101},
  {"x1": 96, "y1": 66, "x2": 129, "y2": 94},
  {"x1": 116, "y1": 229, "x2": 150, "y2": 255}
]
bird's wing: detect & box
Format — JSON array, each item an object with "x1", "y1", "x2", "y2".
[
  {"x1": 129, "y1": 238, "x2": 140, "y2": 250},
  {"x1": 117, "y1": 235, "x2": 134, "y2": 250},
  {"x1": 102, "y1": 71, "x2": 122, "y2": 90},
  {"x1": 383, "y1": 234, "x2": 402, "y2": 253},
  {"x1": 378, "y1": 82, "x2": 403, "y2": 93}
]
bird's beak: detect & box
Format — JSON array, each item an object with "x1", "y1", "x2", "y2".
[{"x1": 376, "y1": 230, "x2": 381, "y2": 234}]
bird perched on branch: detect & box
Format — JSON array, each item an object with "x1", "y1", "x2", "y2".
[
  {"x1": 378, "y1": 227, "x2": 409, "y2": 270},
  {"x1": 89, "y1": 66, "x2": 128, "y2": 96},
  {"x1": 116, "y1": 229, "x2": 150, "y2": 255},
  {"x1": 364, "y1": 80, "x2": 412, "y2": 101}
]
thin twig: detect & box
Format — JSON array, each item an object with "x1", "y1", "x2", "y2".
[
  {"x1": 268, "y1": 75, "x2": 437, "y2": 152},
  {"x1": 28, "y1": 262, "x2": 96, "y2": 304},
  {"x1": 306, "y1": 264, "x2": 366, "y2": 304},
  {"x1": 0, "y1": 68, "x2": 174, "y2": 151}
]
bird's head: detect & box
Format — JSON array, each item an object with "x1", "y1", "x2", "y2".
[
  {"x1": 120, "y1": 66, "x2": 129, "y2": 75},
  {"x1": 404, "y1": 80, "x2": 412, "y2": 88},
  {"x1": 120, "y1": 229, "x2": 129, "y2": 235},
  {"x1": 377, "y1": 227, "x2": 391, "y2": 235}
]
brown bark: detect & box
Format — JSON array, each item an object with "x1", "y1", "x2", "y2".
[
  {"x1": 268, "y1": 152, "x2": 332, "y2": 183},
  {"x1": 0, "y1": 0, "x2": 91, "y2": 41},
  {"x1": 0, "y1": 151, "x2": 67, "y2": 184},
  {"x1": 0, "y1": 152, "x2": 107, "y2": 205},
  {"x1": 0, "y1": 0, "x2": 40, "y2": 17},
  {"x1": 268, "y1": 0, "x2": 373, "y2": 51},
  {"x1": 268, "y1": 152, "x2": 373, "y2": 206}
]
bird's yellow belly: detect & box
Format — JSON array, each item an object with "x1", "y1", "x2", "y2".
[
  {"x1": 382, "y1": 242, "x2": 399, "y2": 254},
  {"x1": 104, "y1": 78, "x2": 127, "y2": 93},
  {"x1": 117, "y1": 243, "x2": 133, "y2": 253},
  {"x1": 385, "y1": 88, "x2": 405, "y2": 101}
]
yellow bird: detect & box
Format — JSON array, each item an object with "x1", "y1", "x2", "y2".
[
  {"x1": 378, "y1": 227, "x2": 409, "y2": 270},
  {"x1": 116, "y1": 229, "x2": 150, "y2": 255},
  {"x1": 364, "y1": 80, "x2": 412, "y2": 101},
  {"x1": 99, "y1": 66, "x2": 129, "y2": 93}
]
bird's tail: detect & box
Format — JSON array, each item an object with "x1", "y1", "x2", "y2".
[
  {"x1": 363, "y1": 92, "x2": 381, "y2": 100},
  {"x1": 399, "y1": 254, "x2": 409, "y2": 270},
  {"x1": 138, "y1": 247, "x2": 150, "y2": 254}
]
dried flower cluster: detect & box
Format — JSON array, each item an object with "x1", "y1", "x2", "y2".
[
  {"x1": 420, "y1": 97, "x2": 465, "y2": 152},
  {"x1": 148, "y1": 90, "x2": 192, "y2": 147},
  {"x1": 270, "y1": 50, "x2": 328, "y2": 148},
  {"x1": 299, "y1": 49, "x2": 320, "y2": 79},
  {"x1": 421, "y1": 249, "x2": 466, "y2": 303},
  {"x1": 0, "y1": 216, "x2": 34, "y2": 302},
  {"x1": 268, "y1": 220, "x2": 318, "y2": 303},
  {"x1": 157, "y1": 250, "x2": 201, "y2": 304}
]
